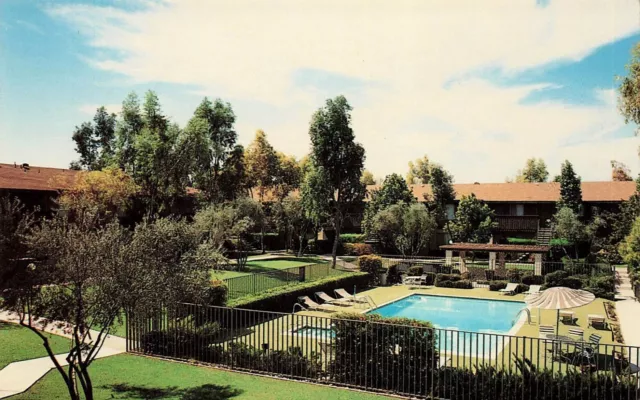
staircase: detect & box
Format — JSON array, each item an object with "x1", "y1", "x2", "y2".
[
  {"x1": 536, "y1": 228, "x2": 553, "y2": 246},
  {"x1": 615, "y1": 269, "x2": 636, "y2": 301}
]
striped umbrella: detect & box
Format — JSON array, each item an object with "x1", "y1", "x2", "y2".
[{"x1": 525, "y1": 287, "x2": 595, "y2": 336}]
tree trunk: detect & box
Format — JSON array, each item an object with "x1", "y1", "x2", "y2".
[
  {"x1": 260, "y1": 226, "x2": 265, "y2": 254},
  {"x1": 331, "y1": 218, "x2": 342, "y2": 269},
  {"x1": 298, "y1": 234, "x2": 304, "y2": 257}
]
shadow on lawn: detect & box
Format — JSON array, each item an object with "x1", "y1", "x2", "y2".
[{"x1": 105, "y1": 383, "x2": 243, "y2": 399}]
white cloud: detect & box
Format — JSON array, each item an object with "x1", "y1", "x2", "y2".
[
  {"x1": 15, "y1": 20, "x2": 44, "y2": 35},
  {"x1": 78, "y1": 104, "x2": 122, "y2": 116},
  {"x1": 49, "y1": 0, "x2": 640, "y2": 181}
]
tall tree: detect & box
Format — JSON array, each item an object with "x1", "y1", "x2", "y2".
[
  {"x1": 557, "y1": 160, "x2": 582, "y2": 215},
  {"x1": 406, "y1": 155, "x2": 431, "y2": 184},
  {"x1": 272, "y1": 196, "x2": 313, "y2": 256},
  {"x1": 71, "y1": 107, "x2": 117, "y2": 170},
  {"x1": 245, "y1": 130, "x2": 279, "y2": 201},
  {"x1": 305, "y1": 96, "x2": 366, "y2": 267},
  {"x1": 512, "y1": 158, "x2": 549, "y2": 183},
  {"x1": 115, "y1": 92, "x2": 144, "y2": 173},
  {"x1": 361, "y1": 170, "x2": 376, "y2": 185},
  {"x1": 552, "y1": 206, "x2": 585, "y2": 259},
  {"x1": 363, "y1": 173, "x2": 414, "y2": 235},
  {"x1": 618, "y1": 43, "x2": 640, "y2": 135},
  {"x1": 273, "y1": 152, "x2": 302, "y2": 201},
  {"x1": 611, "y1": 160, "x2": 633, "y2": 181},
  {"x1": 424, "y1": 164, "x2": 456, "y2": 239},
  {"x1": 183, "y1": 97, "x2": 239, "y2": 202},
  {"x1": 449, "y1": 194, "x2": 496, "y2": 243}
]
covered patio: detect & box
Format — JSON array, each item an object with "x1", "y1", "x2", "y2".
[{"x1": 439, "y1": 242, "x2": 551, "y2": 275}]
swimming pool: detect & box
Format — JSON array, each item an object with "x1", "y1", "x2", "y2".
[
  {"x1": 367, "y1": 294, "x2": 526, "y2": 355},
  {"x1": 292, "y1": 326, "x2": 335, "y2": 339}
]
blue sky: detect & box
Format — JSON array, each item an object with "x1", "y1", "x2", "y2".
[{"x1": 1, "y1": 0, "x2": 639, "y2": 182}]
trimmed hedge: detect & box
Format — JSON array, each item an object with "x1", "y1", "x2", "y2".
[
  {"x1": 343, "y1": 243, "x2": 373, "y2": 256},
  {"x1": 408, "y1": 266, "x2": 424, "y2": 276},
  {"x1": 340, "y1": 233, "x2": 366, "y2": 243},
  {"x1": 488, "y1": 281, "x2": 529, "y2": 293},
  {"x1": 436, "y1": 279, "x2": 473, "y2": 289},
  {"x1": 227, "y1": 272, "x2": 370, "y2": 312},
  {"x1": 207, "y1": 279, "x2": 228, "y2": 306}
]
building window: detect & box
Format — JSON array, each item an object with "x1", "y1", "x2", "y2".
[
  {"x1": 446, "y1": 204, "x2": 455, "y2": 220},
  {"x1": 516, "y1": 204, "x2": 524, "y2": 216}
]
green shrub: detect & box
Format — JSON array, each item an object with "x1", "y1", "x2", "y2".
[
  {"x1": 507, "y1": 269, "x2": 523, "y2": 283},
  {"x1": 544, "y1": 270, "x2": 570, "y2": 287},
  {"x1": 489, "y1": 281, "x2": 508, "y2": 291},
  {"x1": 561, "y1": 276, "x2": 583, "y2": 289},
  {"x1": 228, "y1": 343, "x2": 323, "y2": 377},
  {"x1": 227, "y1": 273, "x2": 370, "y2": 312},
  {"x1": 506, "y1": 237, "x2": 537, "y2": 245},
  {"x1": 436, "y1": 278, "x2": 472, "y2": 289},
  {"x1": 424, "y1": 272, "x2": 436, "y2": 285},
  {"x1": 522, "y1": 274, "x2": 545, "y2": 285},
  {"x1": 408, "y1": 266, "x2": 424, "y2": 276},
  {"x1": 358, "y1": 255, "x2": 383, "y2": 285},
  {"x1": 385, "y1": 263, "x2": 402, "y2": 285},
  {"x1": 344, "y1": 243, "x2": 373, "y2": 256},
  {"x1": 435, "y1": 274, "x2": 461, "y2": 286},
  {"x1": 584, "y1": 275, "x2": 616, "y2": 300},
  {"x1": 206, "y1": 279, "x2": 228, "y2": 306},
  {"x1": 331, "y1": 312, "x2": 438, "y2": 394},
  {"x1": 340, "y1": 233, "x2": 366, "y2": 243}
]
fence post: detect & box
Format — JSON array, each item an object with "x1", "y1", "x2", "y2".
[
  {"x1": 299, "y1": 266, "x2": 306, "y2": 282},
  {"x1": 489, "y1": 252, "x2": 496, "y2": 270},
  {"x1": 445, "y1": 250, "x2": 453, "y2": 266},
  {"x1": 534, "y1": 254, "x2": 542, "y2": 276}
]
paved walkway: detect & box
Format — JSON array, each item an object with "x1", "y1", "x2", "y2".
[
  {"x1": 0, "y1": 311, "x2": 126, "y2": 399},
  {"x1": 614, "y1": 267, "x2": 640, "y2": 362}
]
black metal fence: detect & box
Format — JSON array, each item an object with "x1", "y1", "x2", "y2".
[
  {"x1": 223, "y1": 264, "x2": 350, "y2": 299},
  {"x1": 128, "y1": 303, "x2": 640, "y2": 400}
]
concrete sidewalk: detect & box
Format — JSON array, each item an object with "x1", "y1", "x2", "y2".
[{"x1": 0, "y1": 311, "x2": 126, "y2": 399}]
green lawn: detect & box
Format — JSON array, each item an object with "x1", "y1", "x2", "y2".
[
  {"x1": 0, "y1": 322, "x2": 71, "y2": 369},
  {"x1": 13, "y1": 353, "x2": 388, "y2": 400},
  {"x1": 211, "y1": 257, "x2": 326, "y2": 280}
]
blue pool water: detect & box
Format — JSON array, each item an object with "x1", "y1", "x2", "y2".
[
  {"x1": 294, "y1": 326, "x2": 335, "y2": 339},
  {"x1": 368, "y1": 294, "x2": 524, "y2": 333}
]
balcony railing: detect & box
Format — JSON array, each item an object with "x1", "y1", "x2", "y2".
[{"x1": 495, "y1": 215, "x2": 539, "y2": 232}]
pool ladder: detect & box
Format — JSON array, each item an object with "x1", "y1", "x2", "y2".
[
  {"x1": 357, "y1": 295, "x2": 377, "y2": 310},
  {"x1": 514, "y1": 307, "x2": 532, "y2": 325}
]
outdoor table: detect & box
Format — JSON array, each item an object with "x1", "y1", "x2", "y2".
[{"x1": 544, "y1": 334, "x2": 576, "y2": 359}]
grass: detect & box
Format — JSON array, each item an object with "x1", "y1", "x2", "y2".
[
  {"x1": 211, "y1": 257, "x2": 326, "y2": 280},
  {"x1": 0, "y1": 322, "x2": 71, "y2": 369},
  {"x1": 12, "y1": 353, "x2": 388, "y2": 400}
]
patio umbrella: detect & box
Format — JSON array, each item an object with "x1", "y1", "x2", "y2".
[{"x1": 525, "y1": 287, "x2": 596, "y2": 336}]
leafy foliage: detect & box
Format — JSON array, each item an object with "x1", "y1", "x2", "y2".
[
  {"x1": 611, "y1": 160, "x2": 633, "y2": 181},
  {"x1": 619, "y1": 216, "x2": 640, "y2": 267},
  {"x1": 557, "y1": 160, "x2": 582, "y2": 215},
  {"x1": 362, "y1": 173, "x2": 414, "y2": 235},
  {"x1": 618, "y1": 42, "x2": 640, "y2": 135},
  {"x1": 360, "y1": 170, "x2": 376, "y2": 185},
  {"x1": 271, "y1": 196, "x2": 313, "y2": 255},
  {"x1": 244, "y1": 130, "x2": 279, "y2": 201},
  {"x1": 371, "y1": 203, "x2": 436, "y2": 257},
  {"x1": 406, "y1": 155, "x2": 431, "y2": 184},
  {"x1": 71, "y1": 106, "x2": 117, "y2": 171},
  {"x1": 0, "y1": 196, "x2": 36, "y2": 294},
  {"x1": 511, "y1": 157, "x2": 549, "y2": 183},
  {"x1": 449, "y1": 194, "x2": 496, "y2": 243}
]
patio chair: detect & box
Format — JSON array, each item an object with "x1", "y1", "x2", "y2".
[
  {"x1": 560, "y1": 310, "x2": 576, "y2": 324},
  {"x1": 523, "y1": 285, "x2": 542, "y2": 295},
  {"x1": 568, "y1": 328, "x2": 584, "y2": 342},
  {"x1": 499, "y1": 283, "x2": 518, "y2": 295},
  {"x1": 539, "y1": 325, "x2": 555, "y2": 339},
  {"x1": 315, "y1": 291, "x2": 350, "y2": 306},
  {"x1": 334, "y1": 288, "x2": 368, "y2": 303},
  {"x1": 572, "y1": 333, "x2": 602, "y2": 369},
  {"x1": 588, "y1": 314, "x2": 607, "y2": 329},
  {"x1": 298, "y1": 296, "x2": 338, "y2": 313}
]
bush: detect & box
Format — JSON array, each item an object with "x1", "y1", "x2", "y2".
[
  {"x1": 561, "y1": 276, "x2": 583, "y2": 289},
  {"x1": 331, "y1": 312, "x2": 438, "y2": 394},
  {"x1": 522, "y1": 274, "x2": 545, "y2": 285},
  {"x1": 344, "y1": 243, "x2": 373, "y2": 256},
  {"x1": 358, "y1": 255, "x2": 383, "y2": 285},
  {"x1": 544, "y1": 270, "x2": 570, "y2": 287},
  {"x1": 435, "y1": 274, "x2": 472, "y2": 289},
  {"x1": 141, "y1": 319, "x2": 222, "y2": 359},
  {"x1": 489, "y1": 281, "x2": 508, "y2": 291},
  {"x1": 435, "y1": 273, "x2": 461, "y2": 283},
  {"x1": 423, "y1": 272, "x2": 436, "y2": 285},
  {"x1": 584, "y1": 275, "x2": 616, "y2": 300},
  {"x1": 385, "y1": 263, "x2": 402, "y2": 285},
  {"x1": 408, "y1": 266, "x2": 424, "y2": 276},
  {"x1": 227, "y1": 273, "x2": 370, "y2": 312},
  {"x1": 340, "y1": 233, "x2": 366, "y2": 243},
  {"x1": 206, "y1": 279, "x2": 228, "y2": 306},
  {"x1": 228, "y1": 343, "x2": 323, "y2": 377},
  {"x1": 507, "y1": 269, "x2": 523, "y2": 283}
]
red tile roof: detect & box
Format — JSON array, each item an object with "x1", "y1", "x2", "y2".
[
  {"x1": 0, "y1": 163, "x2": 78, "y2": 192},
  {"x1": 368, "y1": 181, "x2": 636, "y2": 203}
]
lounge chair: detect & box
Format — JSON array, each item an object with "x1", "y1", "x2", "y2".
[
  {"x1": 315, "y1": 291, "x2": 350, "y2": 306},
  {"x1": 298, "y1": 296, "x2": 337, "y2": 312},
  {"x1": 403, "y1": 275, "x2": 426, "y2": 286},
  {"x1": 499, "y1": 283, "x2": 518, "y2": 295},
  {"x1": 588, "y1": 314, "x2": 607, "y2": 329},
  {"x1": 539, "y1": 325, "x2": 555, "y2": 339},
  {"x1": 559, "y1": 310, "x2": 575, "y2": 324},
  {"x1": 334, "y1": 288, "x2": 368, "y2": 303},
  {"x1": 524, "y1": 285, "x2": 541, "y2": 295}
]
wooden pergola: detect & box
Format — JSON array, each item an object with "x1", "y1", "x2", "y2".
[{"x1": 439, "y1": 243, "x2": 551, "y2": 275}]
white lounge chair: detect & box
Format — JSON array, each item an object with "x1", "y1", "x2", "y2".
[
  {"x1": 539, "y1": 325, "x2": 555, "y2": 339},
  {"x1": 588, "y1": 314, "x2": 607, "y2": 329},
  {"x1": 524, "y1": 285, "x2": 541, "y2": 295},
  {"x1": 559, "y1": 310, "x2": 575, "y2": 324},
  {"x1": 402, "y1": 275, "x2": 426, "y2": 286},
  {"x1": 315, "y1": 291, "x2": 350, "y2": 306},
  {"x1": 298, "y1": 296, "x2": 337, "y2": 312},
  {"x1": 568, "y1": 328, "x2": 584, "y2": 341},
  {"x1": 334, "y1": 288, "x2": 368, "y2": 303},
  {"x1": 499, "y1": 283, "x2": 518, "y2": 295}
]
